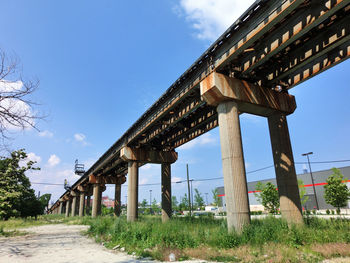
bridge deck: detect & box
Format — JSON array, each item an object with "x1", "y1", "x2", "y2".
[{"x1": 51, "y1": 0, "x2": 350, "y2": 209}]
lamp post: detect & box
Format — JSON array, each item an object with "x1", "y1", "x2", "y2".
[{"x1": 302, "y1": 152, "x2": 319, "y2": 210}]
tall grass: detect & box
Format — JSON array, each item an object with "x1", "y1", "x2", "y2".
[{"x1": 86, "y1": 215, "x2": 350, "y2": 259}]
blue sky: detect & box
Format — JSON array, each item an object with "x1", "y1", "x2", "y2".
[{"x1": 1, "y1": 0, "x2": 350, "y2": 205}]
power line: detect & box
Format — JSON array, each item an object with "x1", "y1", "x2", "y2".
[
  {"x1": 31, "y1": 159, "x2": 350, "y2": 188},
  {"x1": 31, "y1": 182, "x2": 63, "y2": 186},
  {"x1": 247, "y1": 165, "x2": 274, "y2": 174},
  {"x1": 295, "y1": 159, "x2": 350, "y2": 164}
]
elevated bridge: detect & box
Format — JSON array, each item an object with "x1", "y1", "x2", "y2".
[{"x1": 49, "y1": 0, "x2": 350, "y2": 232}]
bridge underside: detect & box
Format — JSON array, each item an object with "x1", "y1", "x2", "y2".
[{"x1": 50, "y1": 0, "x2": 350, "y2": 232}]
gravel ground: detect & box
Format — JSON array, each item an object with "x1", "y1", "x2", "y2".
[{"x1": 0, "y1": 224, "x2": 206, "y2": 263}]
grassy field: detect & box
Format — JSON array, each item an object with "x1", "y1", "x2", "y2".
[
  {"x1": 84, "y1": 215, "x2": 350, "y2": 262},
  {"x1": 1, "y1": 215, "x2": 350, "y2": 262}
]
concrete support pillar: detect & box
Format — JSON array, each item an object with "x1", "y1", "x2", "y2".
[
  {"x1": 127, "y1": 161, "x2": 139, "y2": 222},
  {"x1": 217, "y1": 101, "x2": 250, "y2": 233},
  {"x1": 86, "y1": 195, "x2": 91, "y2": 215},
  {"x1": 79, "y1": 192, "x2": 85, "y2": 217},
  {"x1": 114, "y1": 184, "x2": 121, "y2": 217},
  {"x1": 65, "y1": 200, "x2": 71, "y2": 217},
  {"x1": 92, "y1": 184, "x2": 101, "y2": 218},
  {"x1": 71, "y1": 196, "x2": 77, "y2": 217},
  {"x1": 59, "y1": 202, "x2": 63, "y2": 214},
  {"x1": 268, "y1": 112, "x2": 303, "y2": 224},
  {"x1": 98, "y1": 188, "x2": 103, "y2": 215},
  {"x1": 161, "y1": 163, "x2": 172, "y2": 222}
]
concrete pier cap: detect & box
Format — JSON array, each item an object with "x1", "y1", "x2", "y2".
[
  {"x1": 120, "y1": 146, "x2": 178, "y2": 164},
  {"x1": 200, "y1": 72, "x2": 296, "y2": 116}
]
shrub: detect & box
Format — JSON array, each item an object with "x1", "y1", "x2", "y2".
[{"x1": 326, "y1": 209, "x2": 330, "y2": 215}]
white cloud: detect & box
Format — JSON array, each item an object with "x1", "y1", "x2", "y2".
[
  {"x1": 171, "y1": 176, "x2": 183, "y2": 183},
  {"x1": 74, "y1": 133, "x2": 88, "y2": 146},
  {"x1": 19, "y1": 152, "x2": 42, "y2": 168},
  {"x1": 38, "y1": 130, "x2": 54, "y2": 138},
  {"x1": 47, "y1": 154, "x2": 60, "y2": 167},
  {"x1": 27, "y1": 152, "x2": 42, "y2": 164},
  {"x1": 0, "y1": 80, "x2": 34, "y2": 130},
  {"x1": 140, "y1": 178, "x2": 149, "y2": 185},
  {"x1": 74, "y1": 133, "x2": 85, "y2": 141},
  {"x1": 0, "y1": 80, "x2": 23, "y2": 92},
  {"x1": 178, "y1": 133, "x2": 217, "y2": 150},
  {"x1": 140, "y1": 163, "x2": 156, "y2": 171},
  {"x1": 176, "y1": 0, "x2": 255, "y2": 41},
  {"x1": 27, "y1": 164, "x2": 78, "y2": 203}
]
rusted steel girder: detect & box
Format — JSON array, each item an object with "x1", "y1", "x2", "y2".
[
  {"x1": 238, "y1": 0, "x2": 349, "y2": 76},
  {"x1": 120, "y1": 147, "x2": 178, "y2": 164}
]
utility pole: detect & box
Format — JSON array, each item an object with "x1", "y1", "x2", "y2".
[
  {"x1": 205, "y1": 193, "x2": 208, "y2": 206},
  {"x1": 186, "y1": 164, "x2": 191, "y2": 216},
  {"x1": 190, "y1": 179, "x2": 194, "y2": 210},
  {"x1": 149, "y1": 190, "x2": 152, "y2": 214},
  {"x1": 302, "y1": 152, "x2": 319, "y2": 210}
]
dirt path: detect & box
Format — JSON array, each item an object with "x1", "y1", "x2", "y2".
[
  {"x1": 1, "y1": 224, "x2": 349, "y2": 263},
  {"x1": 0, "y1": 224, "x2": 156, "y2": 263}
]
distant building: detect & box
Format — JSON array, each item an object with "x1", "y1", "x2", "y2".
[
  {"x1": 205, "y1": 205, "x2": 217, "y2": 212},
  {"x1": 217, "y1": 166, "x2": 350, "y2": 211},
  {"x1": 102, "y1": 196, "x2": 114, "y2": 208}
]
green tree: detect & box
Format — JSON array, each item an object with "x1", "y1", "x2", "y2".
[
  {"x1": 140, "y1": 199, "x2": 148, "y2": 214},
  {"x1": 171, "y1": 196, "x2": 178, "y2": 211},
  {"x1": 151, "y1": 198, "x2": 159, "y2": 214},
  {"x1": 298, "y1": 179, "x2": 309, "y2": 206},
  {"x1": 179, "y1": 194, "x2": 189, "y2": 211},
  {"x1": 212, "y1": 188, "x2": 221, "y2": 207},
  {"x1": 0, "y1": 149, "x2": 40, "y2": 219},
  {"x1": 140, "y1": 199, "x2": 148, "y2": 208},
  {"x1": 39, "y1": 193, "x2": 51, "y2": 213},
  {"x1": 194, "y1": 188, "x2": 205, "y2": 209},
  {"x1": 254, "y1": 182, "x2": 280, "y2": 214},
  {"x1": 101, "y1": 205, "x2": 113, "y2": 216},
  {"x1": 324, "y1": 168, "x2": 350, "y2": 214}
]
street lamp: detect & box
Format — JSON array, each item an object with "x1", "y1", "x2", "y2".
[{"x1": 302, "y1": 152, "x2": 319, "y2": 210}]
